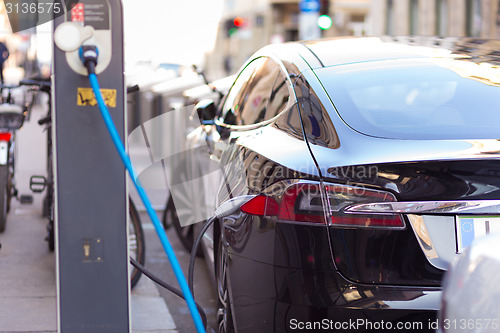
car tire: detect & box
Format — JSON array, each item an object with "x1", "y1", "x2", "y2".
[{"x1": 216, "y1": 229, "x2": 235, "y2": 333}]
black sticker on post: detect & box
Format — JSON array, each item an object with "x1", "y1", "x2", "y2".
[
  {"x1": 5, "y1": 0, "x2": 80, "y2": 33},
  {"x1": 84, "y1": 1, "x2": 109, "y2": 30}
]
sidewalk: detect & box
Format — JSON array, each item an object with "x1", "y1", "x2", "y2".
[{"x1": 0, "y1": 102, "x2": 176, "y2": 332}]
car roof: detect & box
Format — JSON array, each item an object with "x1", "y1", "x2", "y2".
[{"x1": 300, "y1": 36, "x2": 500, "y2": 69}]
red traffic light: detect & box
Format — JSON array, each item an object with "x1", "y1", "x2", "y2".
[{"x1": 233, "y1": 16, "x2": 245, "y2": 27}]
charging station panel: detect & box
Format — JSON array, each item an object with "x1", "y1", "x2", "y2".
[{"x1": 52, "y1": 0, "x2": 129, "y2": 332}]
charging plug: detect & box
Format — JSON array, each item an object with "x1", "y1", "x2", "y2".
[
  {"x1": 213, "y1": 195, "x2": 256, "y2": 219},
  {"x1": 54, "y1": 21, "x2": 111, "y2": 76},
  {"x1": 80, "y1": 45, "x2": 99, "y2": 75}
]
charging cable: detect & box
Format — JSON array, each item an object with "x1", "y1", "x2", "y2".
[
  {"x1": 188, "y1": 195, "x2": 255, "y2": 296},
  {"x1": 130, "y1": 257, "x2": 207, "y2": 328},
  {"x1": 80, "y1": 46, "x2": 206, "y2": 333}
]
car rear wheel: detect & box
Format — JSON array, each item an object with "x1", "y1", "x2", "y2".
[{"x1": 216, "y1": 232, "x2": 235, "y2": 333}]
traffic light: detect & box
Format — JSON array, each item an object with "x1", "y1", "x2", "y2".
[
  {"x1": 320, "y1": 0, "x2": 329, "y2": 15},
  {"x1": 318, "y1": 0, "x2": 332, "y2": 30},
  {"x1": 318, "y1": 15, "x2": 332, "y2": 30},
  {"x1": 233, "y1": 16, "x2": 245, "y2": 28},
  {"x1": 224, "y1": 17, "x2": 247, "y2": 37}
]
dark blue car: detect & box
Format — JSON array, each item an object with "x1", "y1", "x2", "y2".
[{"x1": 166, "y1": 36, "x2": 500, "y2": 332}]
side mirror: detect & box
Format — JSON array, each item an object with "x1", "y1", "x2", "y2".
[{"x1": 195, "y1": 99, "x2": 217, "y2": 125}]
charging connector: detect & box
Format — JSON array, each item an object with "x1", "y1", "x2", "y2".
[
  {"x1": 80, "y1": 45, "x2": 99, "y2": 75},
  {"x1": 54, "y1": 21, "x2": 112, "y2": 75},
  {"x1": 188, "y1": 195, "x2": 256, "y2": 297}
]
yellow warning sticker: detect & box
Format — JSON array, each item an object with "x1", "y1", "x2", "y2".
[{"x1": 77, "y1": 88, "x2": 117, "y2": 108}]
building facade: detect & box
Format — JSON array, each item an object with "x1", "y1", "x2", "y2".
[
  {"x1": 206, "y1": 0, "x2": 372, "y2": 78},
  {"x1": 371, "y1": 0, "x2": 500, "y2": 38},
  {"x1": 206, "y1": 0, "x2": 500, "y2": 80}
]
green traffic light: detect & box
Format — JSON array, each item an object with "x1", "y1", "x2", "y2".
[
  {"x1": 318, "y1": 15, "x2": 332, "y2": 30},
  {"x1": 228, "y1": 27, "x2": 238, "y2": 36}
]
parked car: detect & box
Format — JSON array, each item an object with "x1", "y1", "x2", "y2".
[
  {"x1": 165, "y1": 36, "x2": 500, "y2": 332},
  {"x1": 440, "y1": 232, "x2": 500, "y2": 333}
]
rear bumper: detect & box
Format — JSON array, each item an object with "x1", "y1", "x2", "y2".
[
  {"x1": 223, "y1": 215, "x2": 441, "y2": 332},
  {"x1": 228, "y1": 254, "x2": 439, "y2": 332},
  {"x1": 282, "y1": 305, "x2": 438, "y2": 332}
]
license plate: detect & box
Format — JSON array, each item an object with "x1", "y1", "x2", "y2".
[{"x1": 456, "y1": 216, "x2": 500, "y2": 252}]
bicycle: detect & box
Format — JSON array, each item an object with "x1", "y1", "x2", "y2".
[
  {"x1": 0, "y1": 83, "x2": 34, "y2": 232},
  {"x1": 23, "y1": 78, "x2": 145, "y2": 288}
]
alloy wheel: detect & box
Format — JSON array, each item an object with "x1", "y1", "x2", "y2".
[{"x1": 216, "y1": 236, "x2": 234, "y2": 333}]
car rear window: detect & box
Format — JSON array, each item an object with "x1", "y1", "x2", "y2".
[{"x1": 316, "y1": 58, "x2": 500, "y2": 140}]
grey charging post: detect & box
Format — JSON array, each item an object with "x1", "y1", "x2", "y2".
[{"x1": 52, "y1": 0, "x2": 130, "y2": 332}]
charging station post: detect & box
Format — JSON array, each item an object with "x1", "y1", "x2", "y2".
[{"x1": 52, "y1": 1, "x2": 130, "y2": 332}]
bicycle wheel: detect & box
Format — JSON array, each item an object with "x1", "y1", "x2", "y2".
[
  {"x1": 129, "y1": 197, "x2": 145, "y2": 289},
  {"x1": 46, "y1": 219, "x2": 54, "y2": 252},
  {"x1": 0, "y1": 164, "x2": 8, "y2": 232},
  {"x1": 5, "y1": 163, "x2": 12, "y2": 213}
]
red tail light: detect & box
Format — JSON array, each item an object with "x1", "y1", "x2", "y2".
[
  {"x1": 326, "y1": 184, "x2": 404, "y2": 228},
  {"x1": 240, "y1": 181, "x2": 404, "y2": 228},
  {"x1": 278, "y1": 183, "x2": 326, "y2": 223},
  {"x1": 0, "y1": 132, "x2": 12, "y2": 142},
  {"x1": 241, "y1": 195, "x2": 279, "y2": 216}
]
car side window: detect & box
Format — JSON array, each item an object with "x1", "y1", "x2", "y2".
[
  {"x1": 293, "y1": 75, "x2": 340, "y2": 149},
  {"x1": 220, "y1": 57, "x2": 289, "y2": 126},
  {"x1": 265, "y1": 72, "x2": 290, "y2": 121},
  {"x1": 238, "y1": 58, "x2": 281, "y2": 125},
  {"x1": 220, "y1": 57, "x2": 265, "y2": 125}
]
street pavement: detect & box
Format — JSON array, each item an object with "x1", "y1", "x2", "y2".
[{"x1": 0, "y1": 94, "x2": 178, "y2": 332}]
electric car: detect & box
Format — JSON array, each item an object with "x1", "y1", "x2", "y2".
[{"x1": 166, "y1": 36, "x2": 500, "y2": 332}]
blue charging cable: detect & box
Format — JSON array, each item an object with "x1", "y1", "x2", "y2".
[{"x1": 81, "y1": 46, "x2": 206, "y2": 333}]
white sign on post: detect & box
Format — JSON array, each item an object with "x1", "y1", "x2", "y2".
[{"x1": 299, "y1": 0, "x2": 321, "y2": 40}]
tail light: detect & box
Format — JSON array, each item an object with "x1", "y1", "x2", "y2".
[
  {"x1": 0, "y1": 132, "x2": 12, "y2": 142},
  {"x1": 240, "y1": 180, "x2": 404, "y2": 228},
  {"x1": 327, "y1": 184, "x2": 404, "y2": 228},
  {"x1": 240, "y1": 195, "x2": 279, "y2": 216}
]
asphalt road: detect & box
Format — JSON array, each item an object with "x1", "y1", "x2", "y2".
[{"x1": 139, "y1": 209, "x2": 218, "y2": 333}]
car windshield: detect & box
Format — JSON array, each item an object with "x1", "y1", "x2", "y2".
[{"x1": 316, "y1": 58, "x2": 500, "y2": 140}]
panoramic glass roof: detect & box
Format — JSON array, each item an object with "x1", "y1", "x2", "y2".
[{"x1": 316, "y1": 57, "x2": 500, "y2": 140}]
